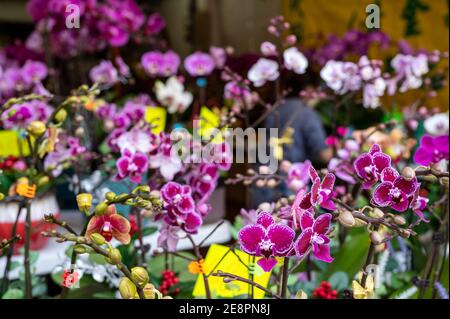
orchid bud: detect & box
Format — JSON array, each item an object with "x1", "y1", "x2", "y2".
[
  {"x1": 106, "y1": 248, "x2": 122, "y2": 265},
  {"x1": 255, "y1": 179, "x2": 266, "y2": 187},
  {"x1": 286, "y1": 35, "x2": 297, "y2": 45},
  {"x1": 295, "y1": 290, "x2": 308, "y2": 299},
  {"x1": 401, "y1": 167, "x2": 415, "y2": 181},
  {"x1": 94, "y1": 201, "x2": 108, "y2": 216},
  {"x1": 73, "y1": 244, "x2": 87, "y2": 254},
  {"x1": 399, "y1": 229, "x2": 411, "y2": 238},
  {"x1": 369, "y1": 208, "x2": 384, "y2": 219},
  {"x1": 267, "y1": 179, "x2": 277, "y2": 188},
  {"x1": 243, "y1": 179, "x2": 252, "y2": 186},
  {"x1": 393, "y1": 215, "x2": 406, "y2": 225},
  {"x1": 131, "y1": 267, "x2": 149, "y2": 288},
  {"x1": 37, "y1": 176, "x2": 50, "y2": 187},
  {"x1": 353, "y1": 218, "x2": 368, "y2": 228},
  {"x1": 75, "y1": 127, "x2": 85, "y2": 137},
  {"x1": 54, "y1": 108, "x2": 68, "y2": 123},
  {"x1": 105, "y1": 191, "x2": 116, "y2": 201},
  {"x1": 119, "y1": 277, "x2": 137, "y2": 299},
  {"x1": 76, "y1": 193, "x2": 93, "y2": 213},
  {"x1": 370, "y1": 231, "x2": 383, "y2": 245},
  {"x1": 90, "y1": 233, "x2": 106, "y2": 245},
  {"x1": 246, "y1": 169, "x2": 256, "y2": 175},
  {"x1": 338, "y1": 209, "x2": 355, "y2": 227},
  {"x1": 0, "y1": 193, "x2": 5, "y2": 201},
  {"x1": 26, "y1": 121, "x2": 46, "y2": 137},
  {"x1": 138, "y1": 283, "x2": 156, "y2": 299}
]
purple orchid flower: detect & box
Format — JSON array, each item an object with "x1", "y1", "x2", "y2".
[
  {"x1": 184, "y1": 52, "x2": 215, "y2": 77},
  {"x1": 372, "y1": 167, "x2": 418, "y2": 212},
  {"x1": 294, "y1": 211, "x2": 333, "y2": 263},
  {"x1": 160, "y1": 182, "x2": 202, "y2": 234},
  {"x1": 308, "y1": 166, "x2": 337, "y2": 211},
  {"x1": 238, "y1": 212, "x2": 295, "y2": 272},
  {"x1": 89, "y1": 60, "x2": 119, "y2": 86},
  {"x1": 413, "y1": 134, "x2": 449, "y2": 166},
  {"x1": 409, "y1": 185, "x2": 429, "y2": 222},
  {"x1": 240, "y1": 208, "x2": 259, "y2": 226},
  {"x1": 287, "y1": 161, "x2": 311, "y2": 192},
  {"x1": 157, "y1": 224, "x2": 180, "y2": 252},
  {"x1": 187, "y1": 163, "x2": 219, "y2": 202},
  {"x1": 354, "y1": 143, "x2": 391, "y2": 189},
  {"x1": 145, "y1": 12, "x2": 166, "y2": 36},
  {"x1": 116, "y1": 149, "x2": 148, "y2": 183}
]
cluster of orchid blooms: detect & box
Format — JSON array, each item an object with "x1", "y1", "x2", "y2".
[
  {"x1": 26, "y1": 0, "x2": 166, "y2": 57},
  {"x1": 236, "y1": 134, "x2": 449, "y2": 274}
]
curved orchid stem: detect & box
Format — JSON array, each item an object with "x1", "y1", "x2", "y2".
[{"x1": 211, "y1": 271, "x2": 282, "y2": 299}]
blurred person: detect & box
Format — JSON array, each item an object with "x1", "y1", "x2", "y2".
[{"x1": 251, "y1": 72, "x2": 332, "y2": 207}]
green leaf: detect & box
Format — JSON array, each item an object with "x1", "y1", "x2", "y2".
[
  {"x1": 324, "y1": 231, "x2": 370, "y2": 279},
  {"x1": 2, "y1": 288, "x2": 24, "y2": 299},
  {"x1": 88, "y1": 253, "x2": 107, "y2": 265},
  {"x1": 10, "y1": 261, "x2": 21, "y2": 271},
  {"x1": 328, "y1": 271, "x2": 349, "y2": 291},
  {"x1": 93, "y1": 291, "x2": 116, "y2": 299}
]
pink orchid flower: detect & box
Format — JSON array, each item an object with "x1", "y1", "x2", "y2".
[
  {"x1": 354, "y1": 143, "x2": 391, "y2": 189},
  {"x1": 287, "y1": 161, "x2": 311, "y2": 192},
  {"x1": 86, "y1": 205, "x2": 131, "y2": 244},
  {"x1": 413, "y1": 134, "x2": 449, "y2": 166},
  {"x1": 116, "y1": 149, "x2": 148, "y2": 184},
  {"x1": 372, "y1": 167, "x2": 418, "y2": 212},
  {"x1": 160, "y1": 182, "x2": 202, "y2": 234},
  {"x1": 409, "y1": 185, "x2": 429, "y2": 222},
  {"x1": 184, "y1": 52, "x2": 215, "y2": 77},
  {"x1": 294, "y1": 211, "x2": 333, "y2": 263},
  {"x1": 238, "y1": 212, "x2": 295, "y2": 272},
  {"x1": 308, "y1": 166, "x2": 337, "y2": 211}
]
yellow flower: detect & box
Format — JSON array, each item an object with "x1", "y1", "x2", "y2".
[{"x1": 352, "y1": 272, "x2": 374, "y2": 299}]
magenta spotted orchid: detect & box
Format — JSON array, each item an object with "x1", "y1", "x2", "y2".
[
  {"x1": 306, "y1": 166, "x2": 337, "y2": 211},
  {"x1": 413, "y1": 134, "x2": 449, "y2": 166},
  {"x1": 238, "y1": 212, "x2": 295, "y2": 272},
  {"x1": 354, "y1": 144, "x2": 391, "y2": 189},
  {"x1": 160, "y1": 182, "x2": 202, "y2": 234},
  {"x1": 287, "y1": 160, "x2": 311, "y2": 192},
  {"x1": 115, "y1": 149, "x2": 148, "y2": 184},
  {"x1": 410, "y1": 186, "x2": 429, "y2": 222},
  {"x1": 294, "y1": 211, "x2": 333, "y2": 263},
  {"x1": 372, "y1": 167, "x2": 418, "y2": 212}
]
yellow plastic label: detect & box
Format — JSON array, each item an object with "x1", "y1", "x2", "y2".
[
  {"x1": 199, "y1": 106, "x2": 225, "y2": 143},
  {"x1": 16, "y1": 183, "x2": 36, "y2": 198},
  {"x1": 0, "y1": 130, "x2": 30, "y2": 157},
  {"x1": 145, "y1": 107, "x2": 167, "y2": 134},
  {"x1": 192, "y1": 244, "x2": 272, "y2": 299}
]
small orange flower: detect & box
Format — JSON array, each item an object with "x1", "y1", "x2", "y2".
[
  {"x1": 85, "y1": 205, "x2": 131, "y2": 244},
  {"x1": 188, "y1": 259, "x2": 207, "y2": 274}
]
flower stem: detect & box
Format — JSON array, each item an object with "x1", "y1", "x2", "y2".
[
  {"x1": 0, "y1": 201, "x2": 24, "y2": 294},
  {"x1": 360, "y1": 225, "x2": 379, "y2": 289},
  {"x1": 24, "y1": 199, "x2": 32, "y2": 299},
  {"x1": 280, "y1": 257, "x2": 289, "y2": 299}
]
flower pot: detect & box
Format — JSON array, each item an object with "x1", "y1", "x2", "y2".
[{"x1": 0, "y1": 193, "x2": 59, "y2": 254}]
